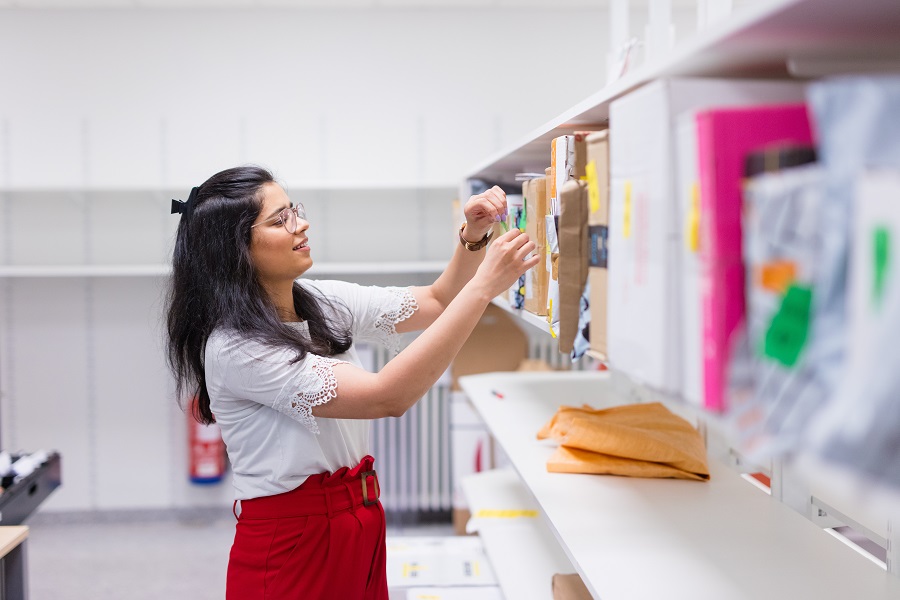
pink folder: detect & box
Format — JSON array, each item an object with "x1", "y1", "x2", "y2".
[{"x1": 696, "y1": 104, "x2": 814, "y2": 412}]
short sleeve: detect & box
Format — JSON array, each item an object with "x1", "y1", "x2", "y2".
[
  {"x1": 302, "y1": 280, "x2": 418, "y2": 354},
  {"x1": 206, "y1": 331, "x2": 348, "y2": 435}
]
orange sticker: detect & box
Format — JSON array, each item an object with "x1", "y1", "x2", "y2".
[{"x1": 757, "y1": 261, "x2": 797, "y2": 293}]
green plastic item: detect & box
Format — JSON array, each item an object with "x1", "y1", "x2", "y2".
[
  {"x1": 763, "y1": 284, "x2": 813, "y2": 368},
  {"x1": 873, "y1": 226, "x2": 890, "y2": 309}
]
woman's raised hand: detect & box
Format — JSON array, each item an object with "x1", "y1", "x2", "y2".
[
  {"x1": 462, "y1": 186, "x2": 507, "y2": 240},
  {"x1": 472, "y1": 229, "x2": 540, "y2": 299}
]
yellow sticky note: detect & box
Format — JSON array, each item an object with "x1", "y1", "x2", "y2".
[
  {"x1": 687, "y1": 181, "x2": 700, "y2": 252},
  {"x1": 586, "y1": 160, "x2": 600, "y2": 214},
  {"x1": 623, "y1": 180, "x2": 632, "y2": 239},
  {"x1": 547, "y1": 299, "x2": 557, "y2": 338},
  {"x1": 475, "y1": 509, "x2": 539, "y2": 519}
]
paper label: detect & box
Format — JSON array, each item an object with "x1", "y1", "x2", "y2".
[
  {"x1": 586, "y1": 160, "x2": 600, "y2": 214},
  {"x1": 547, "y1": 299, "x2": 557, "y2": 338},
  {"x1": 474, "y1": 509, "x2": 539, "y2": 519}
]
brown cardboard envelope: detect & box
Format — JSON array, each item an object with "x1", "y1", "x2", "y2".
[{"x1": 538, "y1": 402, "x2": 710, "y2": 481}]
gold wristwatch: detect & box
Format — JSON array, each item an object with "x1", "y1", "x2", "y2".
[{"x1": 459, "y1": 222, "x2": 493, "y2": 251}]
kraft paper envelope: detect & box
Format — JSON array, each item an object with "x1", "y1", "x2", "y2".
[
  {"x1": 538, "y1": 403, "x2": 710, "y2": 481},
  {"x1": 547, "y1": 445, "x2": 709, "y2": 481}
]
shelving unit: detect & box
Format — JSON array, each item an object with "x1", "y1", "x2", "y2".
[
  {"x1": 460, "y1": 1, "x2": 900, "y2": 596},
  {"x1": 460, "y1": 468, "x2": 575, "y2": 600},
  {"x1": 469, "y1": 0, "x2": 900, "y2": 187},
  {"x1": 459, "y1": 372, "x2": 900, "y2": 600}
]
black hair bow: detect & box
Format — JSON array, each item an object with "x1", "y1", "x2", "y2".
[{"x1": 171, "y1": 186, "x2": 200, "y2": 215}]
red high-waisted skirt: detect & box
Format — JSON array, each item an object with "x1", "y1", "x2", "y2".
[{"x1": 226, "y1": 455, "x2": 388, "y2": 600}]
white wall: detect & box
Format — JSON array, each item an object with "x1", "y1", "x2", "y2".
[
  {"x1": 0, "y1": 7, "x2": 611, "y2": 189},
  {"x1": 0, "y1": 6, "x2": 615, "y2": 512}
]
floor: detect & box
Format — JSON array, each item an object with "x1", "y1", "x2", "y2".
[{"x1": 25, "y1": 508, "x2": 454, "y2": 600}]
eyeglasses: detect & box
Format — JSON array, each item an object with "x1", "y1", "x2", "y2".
[{"x1": 252, "y1": 204, "x2": 307, "y2": 234}]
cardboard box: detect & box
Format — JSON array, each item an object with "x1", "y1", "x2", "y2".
[
  {"x1": 586, "y1": 131, "x2": 609, "y2": 227},
  {"x1": 552, "y1": 573, "x2": 593, "y2": 600},
  {"x1": 608, "y1": 78, "x2": 807, "y2": 393},
  {"x1": 586, "y1": 131, "x2": 610, "y2": 360},
  {"x1": 524, "y1": 177, "x2": 550, "y2": 315},
  {"x1": 450, "y1": 303, "x2": 528, "y2": 391}
]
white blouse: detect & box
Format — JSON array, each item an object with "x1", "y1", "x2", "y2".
[{"x1": 204, "y1": 279, "x2": 418, "y2": 501}]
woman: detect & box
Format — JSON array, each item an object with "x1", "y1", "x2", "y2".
[{"x1": 166, "y1": 165, "x2": 538, "y2": 599}]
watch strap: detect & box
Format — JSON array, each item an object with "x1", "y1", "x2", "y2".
[{"x1": 458, "y1": 222, "x2": 493, "y2": 251}]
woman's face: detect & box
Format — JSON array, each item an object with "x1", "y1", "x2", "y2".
[{"x1": 249, "y1": 182, "x2": 312, "y2": 286}]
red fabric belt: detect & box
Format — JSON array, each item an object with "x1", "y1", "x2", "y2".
[{"x1": 237, "y1": 455, "x2": 380, "y2": 520}]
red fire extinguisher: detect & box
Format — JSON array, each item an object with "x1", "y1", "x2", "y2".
[{"x1": 188, "y1": 398, "x2": 226, "y2": 484}]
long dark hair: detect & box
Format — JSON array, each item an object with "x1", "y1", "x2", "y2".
[{"x1": 166, "y1": 165, "x2": 352, "y2": 424}]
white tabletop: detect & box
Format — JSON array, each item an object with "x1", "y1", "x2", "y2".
[{"x1": 459, "y1": 371, "x2": 900, "y2": 600}]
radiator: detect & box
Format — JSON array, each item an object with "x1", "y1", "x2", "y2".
[
  {"x1": 367, "y1": 337, "x2": 593, "y2": 518},
  {"x1": 368, "y1": 344, "x2": 453, "y2": 516}
]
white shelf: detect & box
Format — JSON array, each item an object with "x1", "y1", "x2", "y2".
[
  {"x1": 461, "y1": 468, "x2": 575, "y2": 600},
  {"x1": 0, "y1": 264, "x2": 173, "y2": 278},
  {"x1": 490, "y1": 297, "x2": 551, "y2": 335},
  {"x1": 0, "y1": 261, "x2": 448, "y2": 278},
  {"x1": 458, "y1": 371, "x2": 900, "y2": 600},
  {"x1": 467, "y1": 0, "x2": 900, "y2": 186}
]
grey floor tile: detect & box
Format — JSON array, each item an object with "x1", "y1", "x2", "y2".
[
  {"x1": 28, "y1": 514, "x2": 235, "y2": 600},
  {"x1": 26, "y1": 512, "x2": 456, "y2": 600}
]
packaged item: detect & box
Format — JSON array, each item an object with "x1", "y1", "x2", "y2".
[
  {"x1": 506, "y1": 194, "x2": 526, "y2": 309},
  {"x1": 523, "y1": 177, "x2": 550, "y2": 315},
  {"x1": 586, "y1": 131, "x2": 610, "y2": 360}
]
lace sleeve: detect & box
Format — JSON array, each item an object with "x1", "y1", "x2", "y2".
[
  {"x1": 272, "y1": 355, "x2": 348, "y2": 435},
  {"x1": 373, "y1": 286, "x2": 419, "y2": 354}
]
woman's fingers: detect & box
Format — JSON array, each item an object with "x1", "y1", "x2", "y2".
[
  {"x1": 515, "y1": 240, "x2": 537, "y2": 260},
  {"x1": 495, "y1": 228, "x2": 523, "y2": 243},
  {"x1": 521, "y1": 253, "x2": 541, "y2": 271},
  {"x1": 482, "y1": 187, "x2": 507, "y2": 220},
  {"x1": 474, "y1": 195, "x2": 503, "y2": 221}
]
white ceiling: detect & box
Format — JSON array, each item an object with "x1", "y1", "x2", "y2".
[
  {"x1": 0, "y1": 0, "x2": 594, "y2": 7},
  {"x1": 0, "y1": 0, "x2": 691, "y2": 8}
]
